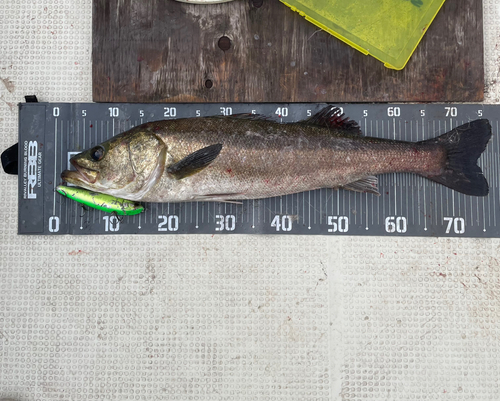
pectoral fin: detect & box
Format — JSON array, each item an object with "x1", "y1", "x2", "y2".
[
  {"x1": 343, "y1": 176, "x2": 380, "y2": 195},
  {"x1": 167, "y1": 144, "x2": 223, "y2": 180}
]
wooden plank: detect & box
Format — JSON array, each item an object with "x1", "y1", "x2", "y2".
[{"x1": 92, "y1": 0, "x2": 483, "y2": 103}]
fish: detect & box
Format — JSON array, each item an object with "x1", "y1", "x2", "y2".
[{"x1": 61, "y1": 106, "x2": 492, "y2": 202}]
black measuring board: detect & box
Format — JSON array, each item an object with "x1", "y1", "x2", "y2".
[{"x1": 18, "y1": 103, "x2": 500, "y2": 237}]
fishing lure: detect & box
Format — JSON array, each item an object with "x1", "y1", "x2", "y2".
[{"x1": 56, "y1": 185, "x2": 144, "y2": 216}]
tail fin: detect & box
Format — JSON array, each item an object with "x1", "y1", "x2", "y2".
[{"x1": 418, "y1": 119, "x2": 492, "y2": 196}]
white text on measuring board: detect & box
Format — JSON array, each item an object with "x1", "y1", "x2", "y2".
[{"x1": 23, "y1": 140, "x2": 40, "y2": 199}]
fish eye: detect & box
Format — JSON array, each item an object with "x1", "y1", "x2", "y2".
[{"x1": 90, "y1": 146, "x2": 105, "y2": 161}]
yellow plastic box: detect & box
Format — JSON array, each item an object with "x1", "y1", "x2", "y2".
[{"x1": 281, "y1": 0, "x2": 447, "y2": 70}]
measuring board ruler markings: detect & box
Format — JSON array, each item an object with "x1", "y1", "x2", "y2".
[{"x1": 18, "y1": 103, "x2": 499, "y2": 237}]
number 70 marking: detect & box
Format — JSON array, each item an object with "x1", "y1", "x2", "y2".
[{"x1": 444, "y1": 217, "x2": 465, "y2": 234}]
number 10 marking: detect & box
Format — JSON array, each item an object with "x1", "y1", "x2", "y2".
[{"x1": 103, "y1": 215, "x2": 120, "y2": 232}]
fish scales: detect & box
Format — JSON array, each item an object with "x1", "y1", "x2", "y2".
[
  {"x1": 145, "y1": 118, "x2": 443, "y2": 202},
  {"x1": 61, "y1": 107, "x2": 492, "y2": 201}
]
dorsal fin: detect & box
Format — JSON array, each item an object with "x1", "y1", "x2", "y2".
[{"x1": 303, "y1": 106, "x2": 362, "y2": 136}]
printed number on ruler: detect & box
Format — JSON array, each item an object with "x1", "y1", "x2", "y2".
[
  {"x1": 275, "y1": 107, "x2": 289, "y2": 117},
  {"x1": 49, "y1": 216, "x2": 60, "y2": 233},
  {"x1": 385, "y1": 216, "x2": 407, "y2": 233},
  {"x1": 220, "y1": 107, "x2": 233, "y2": 116},
  {"x1": 215, "y1": 215, "x2": 235, "y2": 231},
  {"x1": 387, "y1": 107, "x2": 400, "y2": 117},
  {"x1": 158, "y1": 215, "x2": 179, "y2": 232},
  {"x1": 164, "y1": 107, "x2": 177, "y2": 118},
  {"x1": 103, "y1": 215, "x2": 120, "y2": 232},
  {"x1": 445, "y1": 107, "x2": 457, "y2": 117},
  {"x1": 444, "y1": 217, "x2": 465, "y2": 234},
  {"x1": 328, "y1": 216, "x2": 349, "y2": 233},
  {"x1": 271, "y1": 215, "x2": 293, "y2": 232}
]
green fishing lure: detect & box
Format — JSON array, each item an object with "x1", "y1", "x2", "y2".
[{"x1": 56, "y1": 185, "x2": 144, "y2": 215}]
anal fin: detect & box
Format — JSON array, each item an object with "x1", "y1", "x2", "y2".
[{"x1": 342, "y1": 176, "x2": 380, "y2": 196}]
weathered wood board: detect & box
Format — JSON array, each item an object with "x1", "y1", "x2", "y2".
[{"x1": 92, "y1": 0, "x2": 483, "y2": 103}]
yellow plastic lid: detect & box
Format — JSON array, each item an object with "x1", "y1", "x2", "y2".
[{"x1": 281, "y1": 0, "x2": 447, "y2": 70}]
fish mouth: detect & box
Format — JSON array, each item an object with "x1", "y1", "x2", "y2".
[{"x1": 61, "y1": 160, "x2": 98, "y2": 185}]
